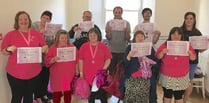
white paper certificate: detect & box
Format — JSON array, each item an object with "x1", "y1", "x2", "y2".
[
  {"x1": 57, "y1": 47, "x2": 76, "y2": 62},
  {"x1": 109, "y1": 19, "x2": 126, "y2": 31},
  {"x1": 189, "y1": 36, "x2": 208, "y2": 49},
  {"x1": 17, "y1": 47, "x2": 42, "y2": 64},
  {"x1": 167, "y1": 41, "x2": 189, "y2": 56},
  {"x1": 45, "y1": 23, "x2": 62, "y2": 36},
  {"x1": 131, "y1": 42, "x2": 152, "y2": 57},
  {"x1": 79, "y1": 21, "x2": 94, "y2": 32}
]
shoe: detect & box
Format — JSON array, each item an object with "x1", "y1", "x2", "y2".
[{"x1": 41, "y1": 96, "x2": 51, "y2": 103}]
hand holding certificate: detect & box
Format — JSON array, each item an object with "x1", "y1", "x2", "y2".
[
  {"x1": 79, "y1": 21, "x2": 94, "y2": 32},
  {"x1": 167, "y1": 41, "x2": 189, "y2": 56},
  {"x1": 189, "y1": 36, "x2": 208, "y2": 49},
  {"x1": 56, "y1": 47, "x2": 76, "y2": 62},
  {"x1": 45, "y1": 23, "x2": 62, "y2": 36},
  {"x1": 17, "y1": 47, "x2": 42, "y2": 64},
  {"x1": 131, "y1": 42, "x2": 152, "y2": 57},
  {"x1": 109, "y1": 19, "x2": 126, "y2": 31}
]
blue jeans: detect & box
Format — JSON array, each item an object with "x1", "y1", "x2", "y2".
[
  {"x1": 189, "y1": 64, "x2": 197, "y2": 80},
  {"x1": 149, "y1": 66, "x2": 159, "y2": 103}
]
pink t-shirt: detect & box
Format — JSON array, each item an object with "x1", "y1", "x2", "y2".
[
  {"x1": 79, "y1": 42, "x2": 112, "y2": 85},
  {"x1": 45, "y1": 44, "x2": 78, "y2": 92},
  {"x1": 1, "y1": 29, "x2": 46, "y2": 79},
  {"x1": 155, "y1": 42, "x2": 196, "y2": 77}
]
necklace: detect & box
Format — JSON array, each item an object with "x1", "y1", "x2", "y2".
[
  {"x1": 89, "y1": 43, "x2": 98, "y2": 64},
  {"x1": 18, "y1": 29, "x2": 31, "y2": 46}
]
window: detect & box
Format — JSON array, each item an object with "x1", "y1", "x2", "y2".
[{"x1": 89, "y1": 0, "x2": 155, "y2": 39}]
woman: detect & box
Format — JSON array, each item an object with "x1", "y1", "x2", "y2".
[
  {"x1": 121, "y1": 30, "x2": 158, "y2": 103},
  {"x1": 31, "y1": 10, "x2": 53, "y2": 103},
  {"x1": 1, "y1": 11, "x2": 48, "y2": 103},
  {"x1": 180, "y1": 12, "x2": 205, "y2": 102},
  {"x1": 79, "y1": 28, "x2": 112, "y2": 103},
  {"x1": 156, "y1": 27, "x2": 196, "y2": 103},
  {"x1": 45, "y1": 30, "x2": 78, "y2": 103}
]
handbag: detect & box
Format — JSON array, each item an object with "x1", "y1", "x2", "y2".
[
  {"x1": 74, "y1": 78, "x2": 91, "y2": 99},
  {"x1": 102, "y1": 63, "x2": 124, "y2": 99}
]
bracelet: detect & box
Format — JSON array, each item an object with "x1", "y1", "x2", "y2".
[{"x1": 5, "y1": 47, "x2": 12, "y2": 54}]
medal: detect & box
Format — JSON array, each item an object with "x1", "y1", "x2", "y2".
[{"x1": 90, "y1": 43, "x2": 98, "y2": 64}]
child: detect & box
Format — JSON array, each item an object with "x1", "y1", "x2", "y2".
[
  {"x1": 121, "y1": 30, "x2": 158, "y2": 103},
  {"x1": 45, "y1": 30, "x2": 78, "y2": 103},
  {"x1": 156, "y1": 27, "x2": 196, "y2": 103}
]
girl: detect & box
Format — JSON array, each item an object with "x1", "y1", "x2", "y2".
[
  {"x1": 45, "y1": 30, "x2": 78, "y2": 103},
  {"x1": 156, "y1": 27, "x2": 196, "y2": 103},
  {"x1": 122, "y1": 30, "x2": 158, "y2": 103}
]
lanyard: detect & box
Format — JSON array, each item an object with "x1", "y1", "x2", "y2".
[{"x1": 19, "y1": 30, "x2": 31, "y2": 46}]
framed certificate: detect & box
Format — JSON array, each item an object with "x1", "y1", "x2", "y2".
[
  {"x1": 131, "y1": 42, "x2": 152, "y2": 57},
  {"x1": 45, "y1": 23, "x2": 62, "y2": 36},
  {"x1": 167, "y1": 41, "x2": 189, "y2": 56},
  {"x1": 57, "y1": 47, "x2": 76, "y2": 62},
  {"x1": 189, "y1": 36, "x2": 208, "y2": 49},
  {"x1": 109, "y1": 19, "x2": 126, "y2": 31},
  {"x1": 17, "y1": 47, "x2": 42, "y2": 64}
]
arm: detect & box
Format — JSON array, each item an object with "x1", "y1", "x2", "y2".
[
  {"x1": 152, "y1": 30, "x2": 161, "y2": 44},
  {"x1": 156, "y1": 48, "x2": 167, "y2": 59},
  {"x1": 124, "y1": 21, "x2": 131, "y2": 41},
  {"x1": 78, "y1": 59, "x2": 84, "y2": 78},
  {"x1": 105, "y1": 22, "x2": 111, "y2": 40},
  {"x1": 102, "y1": 58, "x2": 111, "y2": 70}
]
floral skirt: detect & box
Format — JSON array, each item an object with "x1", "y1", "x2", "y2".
[{"x1": 123, "y1": 77, "x2": 150, "y2": 103}]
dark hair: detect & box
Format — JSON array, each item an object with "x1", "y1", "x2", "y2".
[
  {"x1": 87, "y1": 28, "x2": 102, "y2": 41},
  {"x1": 142, "y1": 8, "x2": 152, "y2": 15},
  {"x1": 113, "y1": 6, "x2": 123, "y2": 14},
  {"x1": 132, "y1": 30, "x2": 145, "y2": 43},
  {"x1": 54, "y1": 30, "x2": 69, "y2": 46},
  {"x1": 14, "y1": 11, "x2": 32, "y2": 29},
  {"x1": 167, "y1": 27, "x2": 184, "y2": 41},
  {"x1": 41, "y1": 10, "x2": 52, "y2": 20},
  {"x1": 181, "y1": 12, "x2": 196, "y2": 30}
]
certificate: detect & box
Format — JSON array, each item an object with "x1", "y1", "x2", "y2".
[
  {"x1": 79, "y1": 21, "x2": 94, "y2": 32},
  {"x1": 167, "y1": 41, "x2": 189, "y2": 56},
  {"x1": 17, "y1": 47, "x2": 42, "y2": 64},
  {"x1": 109, "y1": 19, "x2": 126, "y2": 31},
  {"x1": 139, "y1": 23, "x2": 154, "y2": 34},
  {"x1": 189, "y1": 36, "x2": 208, "y2": 49},
  {"x1": 57, "y1": 47, "x2": 76, "y2": 62},
  {"x1": 45, "y1": 23, "x2": 62, "y2": 36},
  {"x1": 131, "y1": 42, "x2": 152, "y2": 57}
]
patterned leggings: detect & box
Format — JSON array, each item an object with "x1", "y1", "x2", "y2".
[{"x1": 123, "y1": 77, "x2": 150, "y2": 103}]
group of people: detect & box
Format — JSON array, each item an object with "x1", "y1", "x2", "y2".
[{"x1": 0, "y1": 5, "x2": 205, "y2": 103}]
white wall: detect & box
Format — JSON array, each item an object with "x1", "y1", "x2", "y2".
[
  {"x1": 199, "y1": 0, "x2": 209, "y2": 36},
  {"x1": 0, "y1": 0, "x2": 66, "y2": 102}
]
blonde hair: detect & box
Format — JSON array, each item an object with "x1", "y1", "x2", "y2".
[{"x1": 54, "y1": 30, "x2": 69, "y2": 46}]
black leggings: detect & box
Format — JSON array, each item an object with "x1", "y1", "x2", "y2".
[
  {"x1": 88, "y1": 88, "x2": 107, "y2": 103},
  {"x1": 163, "y1": 87, "x2": 185, "y2": 100},
  {"x1": 34, "y1": 66, "x2": 50, "y2": 98},
  {"x1": 7, "y1": 73, "x2": 39, "y2": 103}
]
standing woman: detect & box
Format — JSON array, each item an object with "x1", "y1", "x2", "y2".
[
  {"x1": 156, "y1": 27, "x2": 196, "y2": 103},
  {"x1": 180, "y1": 12, "x2": 205, "y2": 102},
  {"x1": 31, "y1": 10, "x2": 53, "y2": 103},
  {"x1": 45, "y1": 30, "x2": 78, "y2": 103},
  {"x1": 79, "y1": 28, "x2": 112, "y2": 103},
  {"x1": 1, "y1": 11, "x2": 48, "y2": 103},
  {"x1": 121, "y1": 30, "x2": 158, "y2": 103}
]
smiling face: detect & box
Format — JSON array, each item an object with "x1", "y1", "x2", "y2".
[
  {"x1": 40, "y1": 15, "x2": 51, "y2": 24},
  {"x1": 135, "y1": 33, "x2": 145, "y2": 43},
  {"x1": 89, "y1": 32, "x2": 98, "y2": 44},
  {"x1": 171, "y1": 31, "x2": 182, "y2": 41},
  {"x1": 18, "y1": 13, "x2": 30, "y2": 30},
  {"x1": 143, "y1": 10, "x2": 152, "y2": 21},
  {"x1": 58, "y1": 34, "x2": 68, "y2": 46},
  {"x1": 185, "y1": 14, "x2": 195, "y2": 28},
  {"x1": 113, "y1": 7, "x2": 123, "y2": 19}
]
